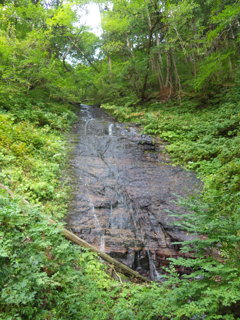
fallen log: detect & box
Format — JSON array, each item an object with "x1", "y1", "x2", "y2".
[
  {"x1": 49, "y1": 219, "x2": 150, "y2": 282},
  {"x1": 0, "y1": 183, "x2": 150, "y2": 283}
]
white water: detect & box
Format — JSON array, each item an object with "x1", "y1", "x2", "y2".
[
  {"x1": 152, "y1": 262, "x2": 162, "y2": 281},
  {"x1": 90, "y1": 202, "x2": 106, "y2": 252},
  {"x1": 100, "y1": 235, "x2": 105, "y2": 252},
  {"x1": 84, "y1": 119, "x2": 95, "y2": 135},
  {"x1": 90, "y1": 203, "x2": 101, "y2": 229},
  {"x1": 147, "y1": 249, "x2": 162, "y2": 280},
  {"x1": 109, "y1": 202, "x2": 113, "y2": 228},
  {"x1": 108, "y1": 123, "x2": 114, "y2": 136}
]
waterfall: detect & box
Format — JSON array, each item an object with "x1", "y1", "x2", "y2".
[
  {"x1": 68, "y1": 104, "x2": 200, "y2": 281},
  {"x1": 90, "y1": 203, "x2": 101, "y2": 229},
  {"x1": 108, "y1": 123, "x2": 114, "y2": 136},
  {"x1": 146, "y1": 250, "x2": 162, "y2": 281},
  {"x1": 84, "y1": 119, "x2": 95, "y2": 135},
  {"x1": 100, "y1": 235, "x2": 105, "y2": 252},
  {"x1": 109, "y1": 202, "x2": 113, "y2": 228}
]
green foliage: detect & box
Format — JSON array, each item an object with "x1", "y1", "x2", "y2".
[
  {"x1": 0, "y1": 100, "x2": 77, "y2": 218},
  {"x1": 0, "y1": 0, "x2": 101, "y2": 107},
  {"x1": 1, "y1": 0, "x2": 240, "y2": 318},
  {"x1": 193, "y1": 51, "x2": 234, "y2": 90},
  {"x1": 0, "y1": 194, "x2": 122, "y2": 320},
  {"x1": 102, "y1": 89, "x2": 240, "y2": 318},
  {"x1": 87, "y1": 0, "x2": 240, "y2": 102}
]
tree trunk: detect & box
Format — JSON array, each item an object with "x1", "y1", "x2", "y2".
[
  {"x1": 141, "y1": 5, "x2": 154, "y2": 100},
  {"x1": 165, "y1": 51, "x2": 171, "y2": 88},
  {"x1": 172, "y1": 52, "x2": 181, "y2": 92},
  {"x1": 156, "y1": 36, "x2": 164, "y2": 90}
]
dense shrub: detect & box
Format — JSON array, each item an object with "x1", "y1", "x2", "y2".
[{"x1": 0, "y1": 194, "x2": 120, "y2": 320}]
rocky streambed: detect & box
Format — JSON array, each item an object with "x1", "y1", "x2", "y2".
[{"x1": 67, "y1": 104, "x2": 201, "y2": 280}]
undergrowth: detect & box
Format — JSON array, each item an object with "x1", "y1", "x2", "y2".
[
  {"x1": 0, "y1": 91, "x2": 154, "y2": 320},
  {"x1": 102, "y1": 89, "x2": 240, "y2": 319},
  {"x1": 0, "y1": 98, "x2": 77, "y2": 218},
  {"x1": 0, "y1": 194, "x2": 118, "y2": 319},
  {"x1": 1, "y1": 79, "x2": 239, "y2": 318},
  {"x1": 0, "y1": 96, "x2": 124, "y2": 319}
]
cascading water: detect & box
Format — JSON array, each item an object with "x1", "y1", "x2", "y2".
[
  {"x1": 68, "y1": 104, "x2": 200, "y2": 280},
  {"x1": 108, "y1": 123, "x2": 114, "y2": 136}
]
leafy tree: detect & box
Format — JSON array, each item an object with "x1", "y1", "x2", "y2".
[{"x1": 89, "y1": 0, "x2": 239, "y2": 102}]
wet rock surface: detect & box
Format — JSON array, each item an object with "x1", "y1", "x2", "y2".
[{"x1": 67, "y1": 104, "x2": 201, "y2": 280}]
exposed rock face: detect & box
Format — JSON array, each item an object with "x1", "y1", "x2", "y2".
[{"x1": 67, "y1": 105, "x2": 201, "y2": 280}]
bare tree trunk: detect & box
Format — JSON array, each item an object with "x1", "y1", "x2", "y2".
[
  {"x1": 141, "y1": 6, "x2": 154, "y2": 100},
  {"x1": 161, "y1": 50, "x2": 173, "y2": 99},
  {"x1": 157, "y1": 60, "x2": 164, "y2": 88},
  {"x1": 165, "y1": 51, "x2": 171, "y2": 88},
  {"x1": 172, "y1": 52, "x2": 181, "y2": 92},
  {"x1": 156, "y1": 35, "x2": 164, "y2": 89},
  {"x1": 151, "y1": 56, "x2": 164, "y2": 89},
  {"x1": 126, "y1": 37, "x2": 133, "y2": 55}
]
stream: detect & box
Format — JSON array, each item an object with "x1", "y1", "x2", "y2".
[{"x1": 67, "y1": 104, "x2": 200, "y2": 280}]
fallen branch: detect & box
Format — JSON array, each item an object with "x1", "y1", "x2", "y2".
[
  {"x1": 56, "y1": 223, "x2": 149, "y2": 282},
  {"x1": 0, "y1": 183, "x2": 29, "y2": 205},
  {"x1": 0, "y1": 183, "x2": 17, "y2": 200},
  {"x1": 0, "y1": 183, "x2": 150, "y2": 283}
]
